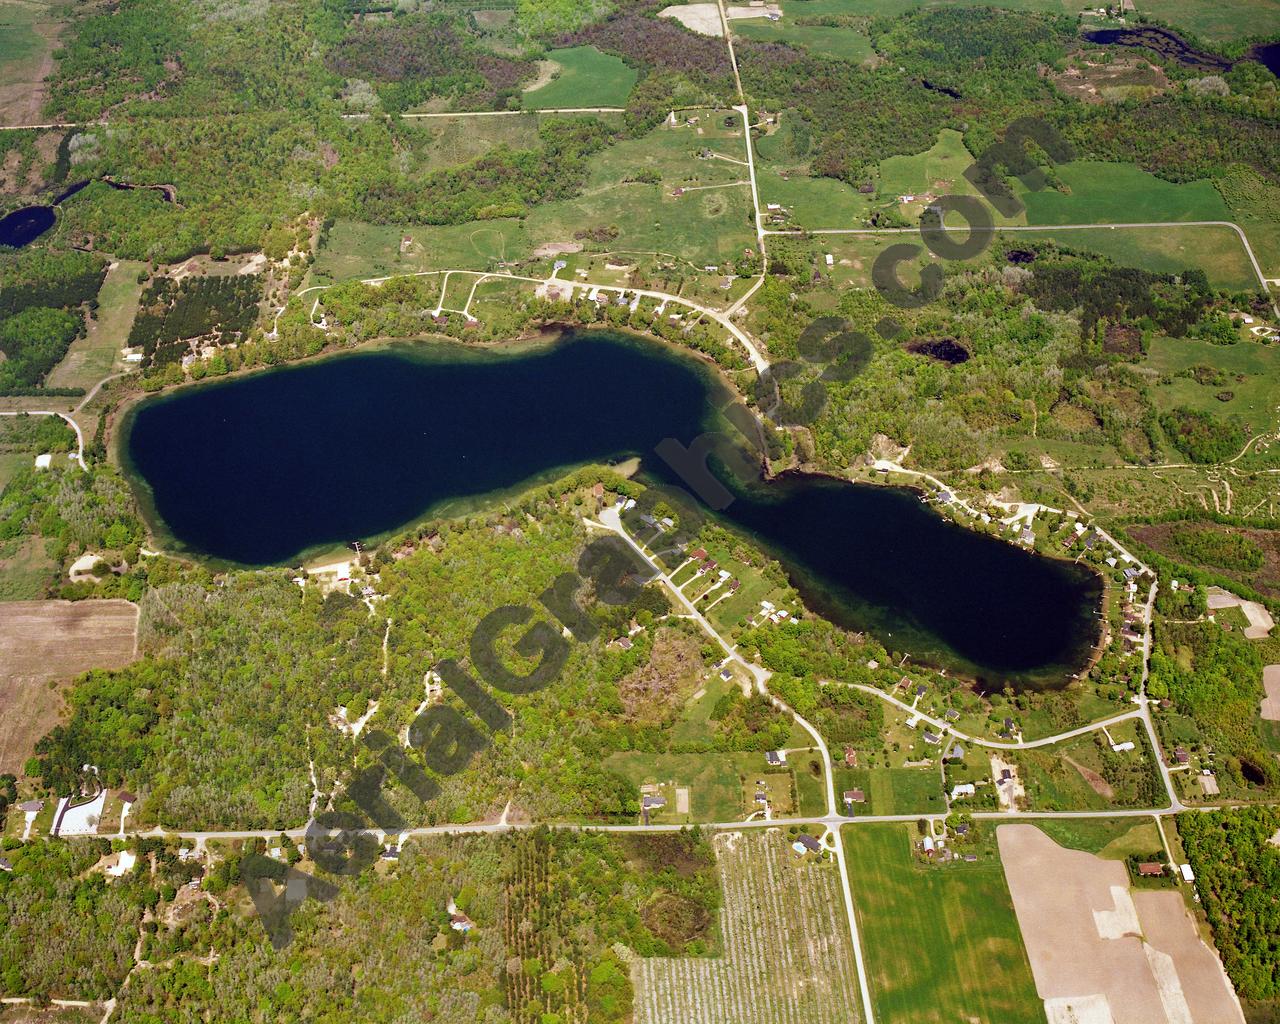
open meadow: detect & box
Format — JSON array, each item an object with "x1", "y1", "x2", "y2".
[
  {"x1": 842, "y1": 823, "x2": 1042, "y2": 1024},
  {"x1": 46, "y1": 259, "x2": 146, "y2": 390},
  {"x1": 633, "y1": 829, "x2": 864, "y2": 1024},
  {"x1": 522, "y1": 46, "x2": 636, "y2": 109},
  {"x1": 0, "y1": 0, "x2": 63, "y2": 126},
  {"x1": 0, "y1": 599, "x2": 138, "y2": 774}
]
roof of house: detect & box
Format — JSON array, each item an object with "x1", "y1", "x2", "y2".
[
  {"x1": 117, "y1": 790, "x2": 137, "y2": 805},
  {"x1": 796, "y1": 834, "x2": 822, "y2": 852},
  {"x1": 1138, "y1": 862, "x2": 1164, "y2": 876},
  {"x1": 17, "y1": 799, "x2": 43, "y2": 813},
  {"x1": 843, "y1": 789, "x2": 865, "y2": 803}
]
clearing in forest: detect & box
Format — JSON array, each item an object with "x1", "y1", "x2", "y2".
[
  {"x1": 633, "y1": 829, "x2": 863, "y2": 1024},
  {"x1": 0, "y1": 599, "x2": 139, "y2": 773},
  {"x1": 0, "y1": 0, "x2": 64, "y2": 126},
  {"x1": 998, "y1": 823, "x2": 1244, "y2": 1024}
]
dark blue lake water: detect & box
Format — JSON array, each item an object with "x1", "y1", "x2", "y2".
[{"x1": 122, "y1": 332, "x2": 1101, "y2": 688}]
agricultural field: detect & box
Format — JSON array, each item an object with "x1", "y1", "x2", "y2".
[
  {"x1": 1028, "y1": 816, "x2": 1164, "y2": 858},
  {"x1": 0, "y1": 599, "x2": 138, "y2": 774},
  {"x1": 45, "y1": 259, "x2": 146, "y2": 390},
  {"x1": 522, "y1": 46, "x2": 637, "y2": 110},
  {"x1": 633, "y1": 829, "x2": 863, "y2": 1024},
  {"x1": 999, "y1": 823, "x2": 1244, "y2": 1024},
  {"x1": 1019, "y1": 161, "x2": 1232, "y2": 226},
  {"x1": 842, "y1": 823, "x2": 1042, "y2": 1024},
  {"x1": 0, "y1": 0, "x2": 63, "y2": 126}
]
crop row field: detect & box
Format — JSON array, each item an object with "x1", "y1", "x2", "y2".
[{"x1": 634, "y1": 829, "x2": 864, "y2": 1024}]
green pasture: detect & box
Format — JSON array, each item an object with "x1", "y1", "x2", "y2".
[
  {"x1": 732, "y1": 16, "x2": 872, "y2": 62},
  {"x1": 404, "y1": 114, "x2": 543, "y2": 173},
  {"x1": 868, "y1": 766, "x2": 944, "y2": 815},
  {"x1": 1020, "y1": 161, "x2": 1231, "y2": 226},
  {"x1": 843, "y1": 824, "x2": 1043, "y2": 1024},
  {"x1": 1002, "y1": 225, "x2": 1258, "y2": 292},
  {"x1": 603, "y1": 750, "x2": 794, "y2": 822},
  {"x1": 0, "y1": 1, "x2": 42, "y2": 70},
  {"x1": 1144, "y1": 335, "x2": 1280, "y2": 435},
  {"x1": 755, "y1": 169, "x2": 875, "y2": 230},
  {"x1": 522, "y1": 46, "x2": 637, "y2": 110}
]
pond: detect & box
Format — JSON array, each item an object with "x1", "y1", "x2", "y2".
[
  {"x1": 0, "y1": 205, "x2": 55, "y2": 248},
  {"x1": 121, "y1": 331, "x2": 1102, "y2": 689}
]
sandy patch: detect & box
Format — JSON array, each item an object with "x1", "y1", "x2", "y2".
[
  {"x1": 659, "y1": 4, "x2": 779, "y2": 36},
  {"x1": 522, "y1": 59, "x2": 560, "y2": 94},
  {"x1": 998, "y1": 824, "x2": 1244, "y2": 1024},
  {"x1": 0, "y1": 599, "x2": 139, "y2": 773},
  {"x1": 676, "y1": 786, "x2": 690, "y2": 814},
  {"x1": 991, "y1": 753, "x2": 1025, "y2": 811},
  {"x1": 1206, "y1": 586, "x2": 1274, "y2": 639},
  {"x1": 1260, "y1": 665, "x2": 1280, "y2": 720}
]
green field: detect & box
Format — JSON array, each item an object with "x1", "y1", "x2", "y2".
[
  {"x1": 522, "y1": 46, "x2": 637, "y2": 110},
  {"x1": 1138, "y1": 0, "x2": 1280, "y2": 41},
  {"x1": 843, "y1": 824, "x2": 1042, "y2": 1024},
  {"x1": 1021, "y1": 161, "x2": 1232, "y2": 226},
  {"x1": 46, "y1": 259, "x2": 146, "y2": 390},
  {"x1": 1144, "y1": 335, "x2": 1280, "y2": 435},
  {"x1": 0, "y1": 533, "x2": 56, "y2": 600},
  {"x1": 868, "y1": 766, "x2": 944, "y2": 815},
  {"x1": 766, "y1": 0, "x2": 1095, "y2": 16},
  {"x1": 603, "y1": 750, "x2": 799, "y2": 823},
  {"x1": 1027, "y1": 817, "x2": 1163, "y2": 858},
  {"x1": 732, "y1": 16, "x2": 872, "y2": 62},
  {"x1": 1001, "y1": 224, "x2": 1258, "y2": 292},
  {"x1": 0, "y1": 0, "x2": 61, "y2": 124}
]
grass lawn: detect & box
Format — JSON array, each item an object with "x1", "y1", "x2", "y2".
[
  {"x1": 1020, "y1": 161, "x2": 1231, "y2": 226},
  {"x1": 0, "y1": 450, "x2": 24, "y2": 491},
  {"x1": 403, "y1": 113, "x2": 543, "y2": 173},
  {"x1": 603, "y1": 750, "x2": 795, "y2": 823},
  {"x1": 47, "y1": 259, "x2": 146, "y2": 390},
  {"x1": 755, "y1": 168, "x2": 876, "y2": 231},
  {"x1": 522, "y1": 46, "x2": 637, "y2": 110},
  {"x1": 1139, "y1": 0, "x2": 1280, "y2": 41},
  {"x1": 1002, "y1": 224, "x2": 1258, "y2": 291},
  {"x1": 1025, "y1": 817, "x2": 1162, "y2": 858},
  {"x1": 868, "y1": 766, "x2": 944, "y2": 815},
  {"x1": 843, "y1": 824, "x2": 1043, "y2": 1024},
  {"x1": 1144, "y1": 335, "x2": 1280, "y2": 437},
  {"x1": 794, "y1": 752, "x2": 828, "y2": 815},
  {"x1": 732, "y1": 16, "x2": 872, "y2": 62}
]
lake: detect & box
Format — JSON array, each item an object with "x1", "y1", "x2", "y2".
[
  {"x1": 122, "y1": 332, "x2": 1101, "y2": 689},
  {"x1": 0, "y1": 205, "x2": 55, "y2": 248}
]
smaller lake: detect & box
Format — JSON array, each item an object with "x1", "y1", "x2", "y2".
[
  {"x1": 122, "y1": 333, "x2": 1101, "y2": 689},
  {"x1": 0, "y1": 205, "x2": 55, "y2": 248},
  {"x1": 1082, "y1": 26, "x2": 1276, "y2": 75}
]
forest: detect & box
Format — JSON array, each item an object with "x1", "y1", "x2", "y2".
[
  {"x1": 127, "y1": 274, "x2": 264, "y2": 368},
  {"x1": 1179, "y1": 807, "x2": 1280, "y2": 1002}
]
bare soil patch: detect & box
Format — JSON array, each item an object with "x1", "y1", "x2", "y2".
[
  {"x1": 0, "y1": 599, "x2": 139, "y2": 774},
  {"x1": 1260, "y1": 665, "x2": 1280, "y2": 721},
  {"x1": 1051, "y1": 58, "x2": 1169, "y2": 105},
  {"x1": 1064, "y1": 754, "x2": 1116, "y2": 800},
  {"x1": 998, "y1": 823, "x2": 1244, "y2": 1024}
]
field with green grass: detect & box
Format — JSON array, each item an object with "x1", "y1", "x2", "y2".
[
  {"x1": 732, "y1": 16, "x2": 872, "y2": 62},
  {"x1": 1020, "y1": 161, "x2": 1232, "y2": 226},
  {"x1": 1139, "y1": 0, "x2": 1280, "y2": 42},
  {"x1": 843, "y1": 824, "x2": 1042, "y2": 1024},
  {"x1": 1028, "y1": 817, "x2": 1163, "y2": 858},
  {"x1": 0, "y1": 0, "x2": 62, "y2": 124},
  {"x1": 522, "y1": 46, "x2": 637, "y2": 110},
  {"x1": 1001, "y1": 225, "x2": 1258, "y2": 291},
  {"x1": 765, "y1": 0, "x2": 1094, "y2": 16},
  {"x1": 1144, "y1": 335, "x2": 1280, "y2": 436},
  {"x1": 603, "y1": 750, "x2": 801, "y2": 823},
  {"x1": 0, "y1": 534, "x2": 56, "y2": 600},
  {"x1": 46, "y1": 259, "x2": 146, "y2": 390},
  {"x1": 868, "y1": 766, "x2": 944, "y2": 814}
]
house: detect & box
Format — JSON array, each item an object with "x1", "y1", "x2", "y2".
[
  {"x1": 18, "y1": 799, "x2": 43, "y2": 814},
  {"x1": 946, "y1": 743, "x2": 965, "y2": 761},
  {"x1": 1020, "y1": 529, "x2": 1035, "y2": 545},
  {"x1": 611, "y1": 636, "x2": 634, "y2": 651},
  {"x1": 1111, "y1": 741, "x2": 1135, "y2": 753},
  {"x1": 0, "y1": 858, "x2": 11, "y2": 872},
  {"x1": 381, "y1": 845, "x2": 399, "y2": 861},
  {"x1": 922, "y1": 835, "x2": 935, "y2": 855},
  {"x1": 754, "y1": 790, "x2": 768, "y2": 804},
  {"x1": 689, "y1": 547, "x2": 708, "y2": 561},
  {"x1": 824, "y1": 253, "x2": 834, "y2": 267},
  {"x1": 950, "y1": 783, "x2": 975, "y2": 800},
  {"x1": 450, "y1": 913, "x2": 474, "y2": 932},
  {"x1": 641, "y1": 794, "x2": 666, "y2": 810},
  {"x1": 765, "y1": 750, "x2": 787, "y2": 766},
  {"x1": 944, "y1": 709, "x2": 960, "y2": 722},
  {"x1": 1000, "y1": 768, "x2": 1014, "y2": 783},
  {"x1": 117, "y1": 790, "x2": 137, "y2": 806},
  {"x1": 954, "y1": 822, "x2": 970, "y2": 836},
  {"x1": 1174, "y1": 747, "x2": 1190, "y2": 765},
  {"x1": 795, "y1": 834, "x2": 822, "y2": 854},
  {"x1": 34, "y1": 453, "x2": 52, "y2": 470},
  {"x1": 843, "y1": 746, "x2": 858, "y2": 768},
  {"x1": 842, "y1": 789, "x2": 865, "y2": 807},
  {"x1": 963, "y1": 854, "x2": 978, "y2": 862},
  {"x1": 923, "y1": 731, "x2": 941, "y2": 745},
  {"x1": 1137, "y1": 862, "x2": 1164, "y2": 877},
  {"x1": 1180, "y1": 863, "x2": 1195, "y2": 883}
]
